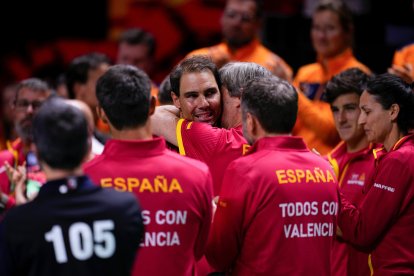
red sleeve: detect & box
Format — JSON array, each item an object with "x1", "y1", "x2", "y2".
[
  {"x1": 176, "y1": 119, "x2": 223, "y2": 162},
  {"x1": 206, "y1": 162, "x2": 249, "y2": 271},
  {"x1": 339, "y1": 155, "x2": 412, "y2": 247},
  {"x1": 194, "y1": 170, "x2": 214, "y2": 260}
]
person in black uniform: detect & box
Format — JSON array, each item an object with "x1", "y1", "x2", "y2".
[{"x1": 0, "y1": 97, "x2": 144, "y2": 276}]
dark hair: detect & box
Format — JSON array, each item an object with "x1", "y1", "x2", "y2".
[
  {"x1": 66, "y1": 52, "x2": 111, "y2": 99},
  {"x1": 314, "y1": 0, "x2": 353, "y2": 33},
  {"x1": 242, "y1": 76, "x2": 298, "y2": 133},
  {"x1": 225, "y1": 0, "x2": 264, "y2": 19},
  {"x1": 326, "y1": 68, "x2": 370, "y2": 103},
  {"x1": 96, "y1": 65, "x2": 152, "y2": 130},
  {"x1": 15, "y1": 78, "x2": 50, "y2": 102},
  {"x1": 158, "y1": 74, "x2": 173, "y2": 105},
  {"x1": 33, "y1": 97, "x2": 89, "y2": 170},
  {"x1": 219, "y1": 62, "x2": 272, "y2": 97},
  {"x1": 170, "y1": 55, "x2": 221, "y2": 97},
  {"x1": 119, "y1": 28, "x2": 156, "y2": 57},
  {"x1": 365, "y1": 73, "x2": 414, "y2": 134}
]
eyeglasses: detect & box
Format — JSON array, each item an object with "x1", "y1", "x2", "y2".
[
  {"x1": 14, "y1": 99, "x2": 44, "y2": 112},
  {"x1": 223, "y1": 10, "x2": 256, "y2": 23}
]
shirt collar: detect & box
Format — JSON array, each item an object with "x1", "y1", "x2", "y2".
[
  {"x1": 317, "y1": 48, "x2": 354, "y2": 73},
  {"x1": 36, "y1": 175, "x2": 97, "y2": 199},
  {"x1": 102, "y1": 136, "x2": 166, "y2": 157},
  {"x1": 247, "y1": 136, "x2": 308, "y2": 155}
]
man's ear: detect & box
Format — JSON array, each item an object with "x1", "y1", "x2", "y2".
[
  {"x1": 73, "y1": 82, "x2": 84, "y2": 100},
  {"x1": 171, "y1": 92, "x2": 181, "y2": 109},
  {"x1": 96, "y1": 106, "x2": 108, "y2": 124},
  {"x1": 149, "y1": 96, "x2": 156, "y2": 116},
  {"x1": 389, "y1": 103, "x2": 400, "y2": 122}
]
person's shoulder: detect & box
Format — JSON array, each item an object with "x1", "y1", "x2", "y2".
[
  {"x1": 83, "y1": 154, "x2": 106, "y2": 172},
  {"x1": 186, "y1": 46, "x2": 216, "y2": 58},
  {"x1": 294, "y1": 62, "x2": 322, "y2": 83}
]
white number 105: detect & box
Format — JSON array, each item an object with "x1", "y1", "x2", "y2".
[{"x1": 45, "y1": 220, "x2": 116, "y2": 263}]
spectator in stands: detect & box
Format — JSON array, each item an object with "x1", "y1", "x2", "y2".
[{"x1": 186, "y1": 0, "x2": 292, "y2": 81}]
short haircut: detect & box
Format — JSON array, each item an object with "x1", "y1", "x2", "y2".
[
  {"x1": 158, "y1": 74, "x2": 173, "y2": 105},
  {"x1": 219, "y1": 62, "x2": 272, "y2": 98},
  {"x1": 119, "y1": 28, "x2": 156, "y2": 57},
  {"x1": 242, "y1": 76, "x2": 298, "y2": 133},
  {"x1": 33, "y1": 97, "x2": 89, "y2": 170},
  {"x1": 226, "y1": 0, "x2": 264, "y2": 19},
  {"x1": 66, "y1": 52, "x2": 111, "y2": 99},
  {"x1": 365, "y1": 73, "x2": 414, "y2": 134},
  {"x1": 170, "y1": 55, "x2": 221, "y2": 97},
  {"x1": 314, "y1": 0, "x2": 353, "y2": 33},
  {"x1": 326, "y1": 68, "x2": 370, "y2": 103},
  {"x1": 96, "y1": 65, "x2": 152, "y2": 130},
  {"x1": 15, "y1": 78, "x2": 50, "y2": 102}
]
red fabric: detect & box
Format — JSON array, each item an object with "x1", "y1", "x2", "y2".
[
  {"x1": 207, "y1": 136, "x2": 339, "y2": 275},
  {"x1": 339, "y1": 134, "x2": 414, "y2": 274},
  {"x1": 327, "y1": 142, "x2": 376, "y2": 276},
  {"x1": 177, "y1": 120, "x2": 249, "y2": 195},
  {"x1": 84, "y1": 137, "x2": 213, "y2": 276}
]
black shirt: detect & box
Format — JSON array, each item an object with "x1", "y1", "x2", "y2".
[{"x1": 0, "y1": 175, "x2": 143, "y2": 276}]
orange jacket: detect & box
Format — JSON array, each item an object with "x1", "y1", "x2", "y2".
[
  {"x1": 392, "y1": 42, "x2": 414, "y2": 79},
  {"x1": 187, "y1": 39, "x2": 293, "y2": 81},
  {"x1": 293, "y1": 48, "x2": 371, "y2": 155}
]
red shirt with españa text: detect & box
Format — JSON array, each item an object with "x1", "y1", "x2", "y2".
[
  {"x1": 207, "y1": 136, "x2": 339, "y2": 276},
  {"x1": 84, "y1": 137, "x2": 213, "y2": 276}
]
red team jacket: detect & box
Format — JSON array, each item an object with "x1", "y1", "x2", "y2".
[
  {"x1": 339, "y1": 134, "x2": 414, "y2": 275},
  {"x1": 207, "y1": 136, "x2": 339, "y2": 276},
  {"x1": 176, "y1": 119, "x2": 249, "y2": 195},
  {"x1": 327, "y1": 142, "x2": 376, "y2": 276},
  {"x1": 84, "y1": 137, "x2": 213, "y2": 276}
]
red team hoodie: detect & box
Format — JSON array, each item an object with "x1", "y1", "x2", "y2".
[
  {"x1": 84, "y1": 137, "x2": 213, "y2": 276},
  {"x1": 207, "y1": 136, "x2": 339, "y2": 275},
  {"x1": 339, "y1": 134, "x2": 414, "y2": 275}
]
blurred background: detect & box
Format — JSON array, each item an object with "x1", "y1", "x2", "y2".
[{"x1": 0, "y1": 0, "x2": 413, "y2": 90}]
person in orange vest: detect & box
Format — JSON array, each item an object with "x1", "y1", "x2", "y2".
[{"x1": 293, "y1": 0, "x2": 370, "y2": 155}]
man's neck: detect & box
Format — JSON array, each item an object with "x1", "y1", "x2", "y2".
[{"x1": 110, "y1": 125, "x2": 153, "y2": 141}]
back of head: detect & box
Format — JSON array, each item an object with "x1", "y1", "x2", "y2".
[
  {"x1": 96, "y1": 65, "x2": 152, "y2": 130},
  {"x1": 119, "y1": 28, "x2": 156, "y2": 57},
  {"x1": 158, "y1": 74, "x2": 173, "y2": 105},
  {"x1": 326, "y1": 68, "x2": 370, "y2": 103},
  {"x1": 242, "y1": 75, "x2": 298, "y2": 133},
  {"x1": 219, "y1": 62, "x2": 272, "y2": 97},
  {"x1": 366, "y1": 73, "x2": 414, "y2": 134},
  {"x1": 170, "y1": 55, "x2": 221, "y2": 96},
  {"x1": 33, "y1": 97, "x2": 89, "y2": 170},
  {"x1": 66, "y1": 52, "x2": 111, "y2": 99}
]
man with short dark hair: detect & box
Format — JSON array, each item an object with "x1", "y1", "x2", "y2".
[
  {"x1": 0, "y1": 97, "x2": 143, "y2": 276},
  {"x1": 325, "y1": 68, "x2": 374, "y2": 276},
  {"x1": 116, "y1": 28, "x2": 160, "y2": 104},
  {"x1": 207, "y1": 75, "x2": 339, "y2": 275},
  {"x1": 186, "y1": 0, "x2": 292, "y2": 80},
  {"x1": 169, "y1": 55, "x2": 222, "y2": 126},
  {"x1": 66, "y1": 52, "x2": 111, "y2": 142},
  {"x1": 84, "y1": 65, "x2": 213, "y2": 276},
  {"x1": 153, "y1": 61, "x2": 271, "y2": 195}
]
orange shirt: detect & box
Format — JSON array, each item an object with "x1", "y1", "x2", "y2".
[
  {"x1": 293, "y1": 48, "x2": 371, "y2": 155},
  {"x1": 187, "y1": 39, "x2": 293, "y2": 81},
  {"x1": 392, "y1": 42, "x2": 414, "y2": 80}
]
